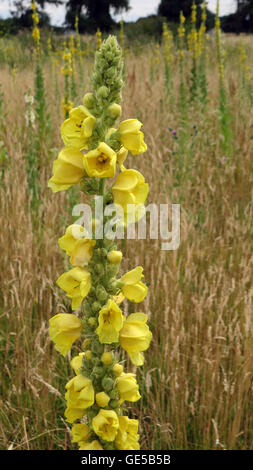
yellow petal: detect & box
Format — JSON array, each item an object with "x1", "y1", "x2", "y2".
[
  {"x1": 119, "y1": 119, "x2": 142, "y2": 134},
  {"x1": 121, "y1": 266, "x2": 143, "y2": 285},
  {"x1": 122, "y1": 282, "x2": 148, "y2": 303}
]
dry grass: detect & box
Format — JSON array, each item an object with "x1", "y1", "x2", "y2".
[{"x1": 0, "y1": 35, "x2": 253, "y2": 450}]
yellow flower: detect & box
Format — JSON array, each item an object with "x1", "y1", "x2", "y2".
[
  {"x1": 112, "y1": 169, "x2": 149, "y2": 224},
  {"x1": 65, "y1": 374, "x2": 94, "y2": 423},
  {"x1": 70, "y1": 352, "x2": 85, "y2": 374},
  {"x1": 79, "y1": 440, "x2": 103, "y2": 450},
  {"x1": 57, "y1": 267, "x2": 91, "y2": 310},
  {"x1": 121, "y1": 266, "x2": 148, "y2": 302},
  {"x1": 83, "y1": 142, "x2": 117, "y2": 178},
  {"x1": 116, "y1": 373, "x2": 141, "y2": 403},
  {"x1": 119, "y1": 119, "x2": 147, "y2": 155},
  {"x1": 71, "y1": 423, "x2": 90, "y2": 443},
  {"x1": 96, "y1": 391, "x2": 110, "y2": 407},
  {"x1": 92, "y1": 409, "x2": 119, "y2": 442},
  {"x1": 115, "y1": 416, "x2": 140, "y2": 450},
  {"x1": 95, "y1": 299, "x2": 124, "y2": 344},
  {"x1": 58, "y1": 224, "x2": 95, "y2": 266},
  {"x1": 48, "y1": 147, "x2": 85, "y2": 193},
  {"x1": 119, "y1": 313, "x2": 152, "y2": 366},
  {"x1": 61, "y1": 105, "x2": 96, "y2": 150},
  {"x1": 49, "y1": 313, "x2": 82, "y2": 356}
]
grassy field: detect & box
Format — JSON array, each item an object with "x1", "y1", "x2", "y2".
[{"x1": 0, "y1": 30, "x2": 253, "y2": 450}]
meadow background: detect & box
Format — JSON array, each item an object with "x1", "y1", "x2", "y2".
[{"x1": 0, "y1": 6, "x2": 253, "y2": 450}]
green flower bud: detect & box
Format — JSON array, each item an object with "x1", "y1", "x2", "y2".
[
  {"x1": 107, "y1": 279, "x2": 120, "y2": 295},
  {"x1": 102, "y1": 377, "x2": 114, "y2": 392},
  {"x1": 97, "y1": 86, "x2": 109, "y2": 98},
  {"x1": 92, "y1": 366, "x2": 105, "y2": 378},
  {"x1": 91, "y1": 339, "x2": 104, "y2": 355},
  {"x1": 109, "y1": 399, "x2": 119, "y2": 409},
  {"x1": 96, "y1": 285, "x2": 108, "y2": 302},
  {"x1": 92, "y1": 301, "x2": 102, "y2": 313},
  {"x1": 84, "y1": 303, "x2": 93, "y2": 316},
  {"x1": 109, "y1": 389, "x2": 119, "y2": 399},
  {"x1": 84, "y1": 350, "x2": 92, "y2": 360},
  {"x1": 108, "y1": 103, "x2": 122, "y2": 118},
  {"x1": 91, "y1": 356, "x2": 101, "y2": 367},
  {"x1": 83, "y1": 92, "x2": 96, "y2": 108},
  {"x1": 100, "y1": 248, "x2": 108, "y2": 258},
  {"x1": 89, "y1": 286, "x2": 96, "y2": 296},
  {"x1": 88, "y1": 317, "x2": 97, "y2": 328}
]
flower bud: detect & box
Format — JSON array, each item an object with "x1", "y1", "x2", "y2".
[
  {"x1": 97, "y1": 86, "x2": 109, "y2": 99},
  {"x1": 83, "y1": 92, "x2": 95, "y2": 108},
  {"x1": 108, "y1": 103, "x2": 122, "y2": 118},
  {"x1": 100, "y1": 248, "x2": 108, "y2": 258},
  {"x1": 91, "y1": 357, "x2": 101, "y2": 367},
  {"x1": 88, "y1": 317, "x2": 97, "y2": 328},
  {"x1": 107, "y1": 250, "x2": 122, "y2": 265},
  {"x1": 96, "y1": 392, "x2": 110, "y2": 407},
  {"x1": 109, "y1": 389, "x2": 119, "y2": 399},
  {"x1": 91, "y1": 339, "x2": 104, "y2": 355},
  {"x1": 84, "y1": 350, "x2": 92, "y2": 360},
  {"x1": 101, "y1": 351, "x2": 113, "y2": 365},
  {"x1": 89, "y1": 286, "x2": 96, "y2": 296},
  {"x1": 92, "y1": 301, "x2": 101, "y2": 313},
  {"x1": 102, "y1": 377, "x2": 114, "y2": 392},
  {"x1": 96, "y1": 286, "x2": 108, "y2": 302},
  {"x1": 107, "y1": 279, "x2": 120, "y2": 295},
  {"x1": 113, "y1": 363, "x2": 123, "y2": 377},
  {"x1": 92, "y1": 366, "x2": 105, "y2": 378},
  {"x1": 109, "y1": 399, "x2": 119, "y2": 409}
]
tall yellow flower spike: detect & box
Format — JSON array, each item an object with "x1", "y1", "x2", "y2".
[{"x1": 48, "y1": 36, "x2": 152, "y2": 450}]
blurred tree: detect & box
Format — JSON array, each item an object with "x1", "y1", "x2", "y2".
[
  {"x1": 11, "y1": 0, "x2": 63, "y2": 15},
  {"x1": 222, "y1": 0, "x2": 253, "y2": 33},
  {"x1": 10, "y1": 1, "x2": 53, "y2": 28},
  {"x1": 158, "y1": 0, "x2": 214, "y2": 29},
  {"x1": 65, "y1": 0, "x2": 130, "y2": 32},
  {"x1": 158, "y1": 0, "x2": 203, "y2": 21}
]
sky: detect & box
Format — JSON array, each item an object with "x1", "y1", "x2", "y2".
[{"x1": 0, "y1": 1, "x2": 237, "y2": 26}]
